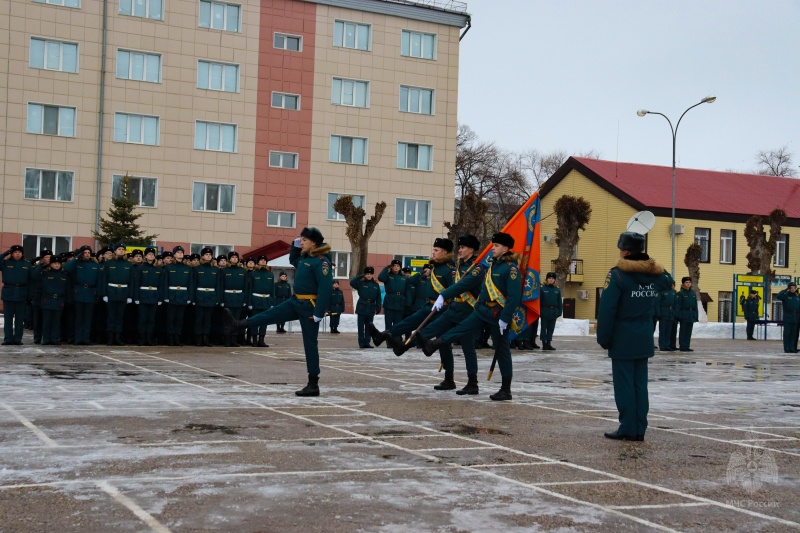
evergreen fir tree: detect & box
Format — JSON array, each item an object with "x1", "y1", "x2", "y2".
[{"x1": 93, "y1": 175, "x2": 158, "y2": 247}]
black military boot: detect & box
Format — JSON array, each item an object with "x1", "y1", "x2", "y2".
[
  {"x1": 116, "y1": 333, "x2": 126, "y2": 346},
  {"x1": 256, "y1": 336, "x2": 268, "y2": 347},
  {"x1": 531, "y1": 337, "x2": 541, "y2": 349},
  {"x1": 195, "y1": 335, "x2": 203, "y2": 347},
  {"x1": 392, "y1": 336, "x2": 415, "y2": 357},
  {"x1": 367, "y1": 323, "x2": 390, "y2": 346},
  {"x1": 295, "y1": 375, "x2": 320, "y2": 397},
  {"x1": 203, "y1": 335, "x2": 213, "y2": 347},
  {"x1": 489, "y1": 377, "x2": 513, "y2": 401},
  {"x1": 543, "y1": 341, "x2": 555, "y2": 351},
  {"x1": 418, "y1": 334, "x2": 444, "y2": 357},
  {"x1": 222, "y1": 308, "x2": 248, "y2": 335},
  {"x1": 456, "y1": 375, "x2": 479, "y2": 395},
  {"x1": 433, "y1": 370, "x2": 456, "y2": 390}
]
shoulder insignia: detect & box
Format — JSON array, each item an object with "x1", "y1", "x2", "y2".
[
  {"x1": 509, "y1": 268, "x2": 518, "y2": 280},
  {"x1": 321, "y1": 264, "x2": 329, "y2": 276},
  {"x1": 603, "y1": 271, "x2": 612, "y2": 290},
  {"x1": 472, "y1": 267, "x2": 481, "y2": 276}
]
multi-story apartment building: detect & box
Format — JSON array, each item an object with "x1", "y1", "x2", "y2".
[{"x1": 0, "y1": 0, "x2": 470, "y2": 288}]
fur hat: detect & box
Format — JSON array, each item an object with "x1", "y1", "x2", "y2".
[
  {"x1": 130, "y1": 249, "x2": 143, "y2": 258},
  {"x1": 9, "y1": 244, "x2": 24, "y2": 253},
  {"x1": 228, "y1": 251, "x2": 239, "y2": 260},
  {"x1": 546, "y1": 272, "x2": 556, "y2": 279},
  {"x1": 617, "y1": 232, "x2": 646, "y2": 253},
  {"x1": 682, "y1": 276, "x2": 692, "y2": 284},
  {"x1": 491, "y1": 232, "x2": 514, "y2": 249},
  {"x1": 457, "y1": 234, "x2": 481, "y2": 251},
  {"x1": 200, "y1": 247, "x2": 213, "y2": 256},
  {"x1": 145, "y1": 247, "x2": 157, "y2": 256},
  {"x1": 300, "y1": 226, "x2": 324, "y2": 246},
  {"x1": 172, "y1": 245, "x2": 185, "y2": 254},
  {"x1": 364, "y1": 266, "x2": 375, "y2": 274},
  {"x1": 433, "y1": 238, "x2": 454, "y2": 253}
]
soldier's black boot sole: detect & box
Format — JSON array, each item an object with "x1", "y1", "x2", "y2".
[{"x1": 295, "y1": 375, "x2": 320, "y2": 397}]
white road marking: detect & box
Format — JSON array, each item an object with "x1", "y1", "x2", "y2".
[
  {"x1": 96, "y1": 481, "x2": 173, "y2": 533},
  {"x1": 1, "y1": 402, "x2": 58, "y2": 447}
]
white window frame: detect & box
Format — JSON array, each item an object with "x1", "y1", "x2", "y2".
[
  {"x1": 29, "y1": 37, "x2": 79, "y2": 73},
  {"x1": 274, "y1": 32, "x2": 302, "y2": 52},
  {"x1": 26, "y1": 103, "x2": 76, "y2": 137},
  {"x1": 116, "y1": 49, "x2": 162, "y2": 83},
  {"x1": 112, "y1": 174, "x2": 158, "y2": 208},
  {"x1": 119, "y1": 0, "x2": 163, "y2": 20},
  {"x1": 267, "y1": 210, "x2": 296, "y2": 228},
  {"x1": 24, "y1": 168, "x2": 74, "y2": 202},
  {"x1": 397, "y1": 142, "x2": 433, "y2": 171},
  {"x1": 333, "y1": 20, "x2": 371, "y2": 51},
  {"x1": 329, "y1": 135, "x2": 368, "y2": 165},
  {"x1": 190, "y1": 243, "x2": 234, "y2": 257},
  {"x1": 332, "y1": 77, "x2": 369, "y2": 108},
  {"x1": 327, "y1": 192, "x2": 365, "y2": 221},
  {"x1": 197, "y1": 59, "x2": 239, "y2": 92},
  {"x1": 395, "y1": 197, "x2": 431, "y2": 227},
  {"x1": 33, "y1": 0, "x2": 80, "y2": 7},
  {"x1": 22, "y1": 234, "x2": 73, "y2": 258},
  {"x1": 694, "y1": 227, "x2": 710, "y2": 263},
  {"x1": 192, "y1": 182, "x2": 236, "y2": 214},
  {"x1": 401, "y1": 29, "x2": 437, "y2": 60},
  {"x1": 399, "y1": 85, "x2": 434, "y2": 115},
  {"x1": 774, "y1": 235, "x2": 788, "y2": 268},
  {"x1": 271, "y1": 92, "x2": 300, "y2": 110},
  {"x1": 331, "y1": 250, "x2": 351, "y2": 279},
  {"x1": 113, "y1": 112, "x2": 160, "y2": 145},
  {"x1": 269, "y1": 151, "x2": 298, "y2": 169},
  {"x1": 194, "y1": 120, "x2": 238, "y2": 153},
  {"x1": 720, "y1": 229, "x2": 734, "y2": 264},
  {"x1": 199, "y1": 0, "x2": 241, "y2": 33}
]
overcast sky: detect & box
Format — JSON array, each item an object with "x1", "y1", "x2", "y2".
[{"x1": 457, "y1": 0, "x2": 800, "y2": 174}]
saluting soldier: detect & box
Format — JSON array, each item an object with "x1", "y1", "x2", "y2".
[
  {"x1": 675, "y1": 277, "x2": 698, "y2": 352},
  {"x1": 1, "y1": 245, "x2": 32, "y2": 345},
  {"x1": 247, "y1": 255, "x2": 274, "y2": 347},
  {"x1": 656, "y1": 281, "x2": 677, "y2": 351},
  {"x1": 192, "y1": 247, "x2": 221, "y2": 347},
  {"x1": 224, "y1": 227, "x2": 333, "y2": 396},
  {"x1": 776, "y1": 282, "x2": 800, "y2": 353},
  {"x1": 63, "y1": 246, "x2": 101, "y2": 345},
  {"x1": 36, "y1": 254, "x2": 71, "y2": 345},
  {"x1": 163, "y1": 246, "x2": 194, "y2": 346},
  {"x1": 378, "y1": 259, "x2": 410, "y2": 330},
  {"x1": 30, "y1": 249, "x2": 52, "y2": 344},
  {"x1": 401, "y1": 266, "x2": 417, "y2": 320},
  {"x1": 99, "y1": 244, "x2": 134, "y2": 346},
  {"x1": 743, "y1": 289, "x2": 760, "y2": 341},
  {"x1": 350, "y1": 266, "x2": 382, "y2": 348},
  {"x1": 540, "y1": 272, "x2": 562, "y2": 350},
  {"x1": 419, "y1": 232, "x2": 522, "y2": 401},
  {"x1": 134, "y1": 247, "x2": 163, "y2": 346},
  {"x1": 274, "y1": 271, "x2": 293, "y2": 333},
  {"x1": 328, "y1": 279, "x2": 345, "y2": 334},
  {"x1": 410, "y1": 264, "x2": 432, "y2": 312},
  {"x1": 221, "y1": 251, "x2": 248, "y2": 347}
]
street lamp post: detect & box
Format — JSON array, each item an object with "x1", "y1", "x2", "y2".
[{"x1": 636, "y1": 96, "x2": 716, "y2": 277}]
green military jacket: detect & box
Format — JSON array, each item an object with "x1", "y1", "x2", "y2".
[
  {"x1": 477, "y1": 252, "x2": 522, "y2": 325},
  {"x1": 742, "y1": 296, "x2": 760, "y2": 321},
  {"x1": 63, "y1": 257, "x2": 101, "y2": 303},
  {"x1": 0, "y1": 257, "x2": 32, "y2": 301},
  {"x1": 425, "y1": 254, "x2": 455, "y2": 302},
  {"x1": 776, "y1": 289, "x2": 800, "y2": 325},
  {"x1": 676, "y1": 287, "x2": 699, "y2": 323},
  {"x1": 656, "y1": 289, "x2": 677, "y2": 321},
  {"x1": 289, "y1": 243, "x2": 333, "y2": 318},
  {"x1": 350, "y1": 274, "x2": 382, "y2": 315},
  {"x1": 540, "y1": 284, "x2": 562, "y2": 320},
  {"x1": 378, "y1": 266, "x2": 410, "y2": 311},
  {"x1": 192, "y1": 261, "x2": 221, "y2": 307},
  {"x1": 440, "y1": 255, "x2": 483, "y2": 308},
  {"x1": 328, "y1": 288, "x2": 345, "y2": 315}
]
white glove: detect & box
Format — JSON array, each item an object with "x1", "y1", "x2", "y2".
[
  {"x1": 243, "y1": 303, "x2": 247, "y2": 307},
  {"x1": 432, "y1": 294, "x2": 445, "y2": 311},
  {"x1": 499, "y1": 319, "x2": 508, "y2": 335},
  {"x1": 134, "y1": 300, "x2": 139, "y2": 305},
  {"x1": 164, "y1": 299, "x2": 169, "y2": 303},
  {"x1": 248, "y1": 305, "x2": 253, "y2": 310},
  {"x1": 220, "y1": 303, "x2": 224, "y2": 308},
  {"x1": 102, "y1": 296, "x2": 108, "y2": 302},
  {"x1": 126, "y1": 298, "x2": 132, "y2": 304},
  {"x1": 313, "y1": 315, "x2": 323, "y2": 323},
  {"x1": 157, "y1": 301, "x2": 162, "y2": 306},
  {"x1": 187, "y1": 300, "x2": 192, "y2": 305},
  {"x1": 293, "y1": 237, "x2": 302, "y2": 247}
]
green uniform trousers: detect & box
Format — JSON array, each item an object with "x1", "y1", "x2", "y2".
[
  {"x1": 658, "y1": 319, "x2": 673, "y2": 350},
  {"x1": 783, "y1": 322, "x2": 799, "y2": 353},
  {"x1": 611, "y1": 358, "x2": 649, "y2": 438},
  {"x1": 2, "y1": 300, "x2": 26, "y2": 343},
  {"x1": 383, "y1": 308, "x2": 404, "y2": 330},
  {"x1": 540, "y1": 318, "x2": 556, "y2": 343},
  {"x1": 679, "y1": 321, "x2": 693, "y2": 350},
  {"x1": 421, "y1": 303, "x2": 476, "y2": 376},
  {"x1": 441, "y1": 304, "x2": 511, "y2": 379}
]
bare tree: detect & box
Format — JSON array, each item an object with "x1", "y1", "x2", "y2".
[
  {"x1": 444, "y1": 190, "x2": 490, "y2": 245},
  {"x1": 518, "y1": 148, "x2": 601, "y2": 190},
  {"x1": 552, "y1": 195, "x2": 592, "y2": 288},
  {"x1": 684, "y1": 243, "x2": 703, "y2": 299},
  {"x1": 755, "y1": 146, "x2": 796, "y2": 177},
  {"x1": 333, "y1": 195, "x2": 387, "y2": 278},
  {"x1": 744, "y1": 208, "x2": 786, "y2": 278}
]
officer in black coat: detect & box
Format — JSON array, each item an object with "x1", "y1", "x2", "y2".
[
  {"x1": 742, "y1": 289, "x2": 760, "y2": 340},
  {"x1": 35, "y1": 254, "x2": 71, "y2": 345},
  {"x1": 30, "y1": 249, "x2": 52, "y2": 344},
  {"x1": 1, "y1": 245, "x2": 32, "y2": 345},
  {"x1": 350, "y1": 266, "x2": 382, "y2": 348}
]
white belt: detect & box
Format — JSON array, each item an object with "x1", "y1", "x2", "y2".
[
  {"x1": 197, "y1": 288, "x2": 216, "y2": 292},
  {"x1": 169, "y1": 286, "x2": 187, "y2": 290},
  {"x1": 108, "y1": 283, "x2": 128, "y2": 288},
  {"x1": 141, "y1": 286, "x2": 158, "y2": 290},
  {"x1": 252, "y1": 293, "x2": 270, "y2": 298},
  {"x1": 225, "y1": 289, "x2": 243, "y2": 294}
]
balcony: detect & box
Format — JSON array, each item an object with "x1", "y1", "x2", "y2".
[{"x1": 550, "y1": 259, "x2": 584, "y2": 284}]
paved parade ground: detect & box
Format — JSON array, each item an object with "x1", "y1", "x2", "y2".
[{"x1": 0, "y1": 333, "x2": 798, "y2": 532}]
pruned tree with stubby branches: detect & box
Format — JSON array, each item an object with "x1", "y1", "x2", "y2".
[
  {"x1": 444, "y1": 189, "x2": 490, "y2": 246},
  {"x1": 333, "y1": 195, "x2": 387, "y2": 278},
  {"x1": 552, "y1": 195, "x2": 592, "y2": 288},
  {"x1": 744, "y1": 208, "x2": 786, "y2": 278},
  {"x1": 684, "y1": 243, "x2": 707, "y2": 322}
]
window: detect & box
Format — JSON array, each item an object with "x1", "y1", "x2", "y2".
[
  {"x1": 332, "y1": 78, "x2": 369, "y2": 108},
  {"x1": 772, "y1": 295, "x2": 783, "y2": 322},
  {"x1": 399, "y1": 85, "x2": 433, "y2": 115},
  {"x1": 190, "y1": 243, "x2": 233, "y2": 257},
  {"x1": 720, "y1": 229, "x2": 735, "y2": 264},
  {"x1": 192, "y1": 182, "x2": 235, "y2": 213},
  {"x1": 397, "y1": 142, "x2": 433, "y2": 171},
  {"x1": 330, "y1": 135, "x2": 367, "y2": 165},
  {"x1": 24, "y1": 169, "x2": 73, "y2": 202},
  {"x1": 274, "y1": 33, "x2": 301, "y2": 51},
  {"x1": 199, "y1": 1, "x2": 240, "y2": 32},
  {"x1": 395, "y1": 198, "x2": 430, "y2": 227},
  {"x1": 112, "y1": 175, "x2": 157, "y2": 208},
  {"x1": 22, "y1": 234, "x2": 72, "y2": 258},
  {"x1": 27, "y1": 103, "x2": 75, "y2": 137},
  {"x1": 197, "y1": 60, "x2": 238, "y2": 92},
  {"x1": 116, "y1": 50, "x2": 161, "y2": 83},
  {"x1": 269, "y1": 151, "x2": 298, "y2": 169},
  {"x1": 194, "y1": 121, "x2": 237, "y2": 152},
  {"x1": 718, "y1": 291, "x2": 733, "y2": 322},
  {"x1": 119, "y1": 0, "x2": 163, "y2": 20},
  {"x1": 271, "y1": 92, "x2": 300, "y2": 110},
  {"x1": 114, "y1": 113, "x2": 159, "y2": 145},
  {"x1": 331, "y1": 251, "x2": 351, "y2": 279},
  {"x1": 401, "y1": 30, "x2": 436, "y2": 60},
  {"x1": 33, "y1": 0, "x2": 79, "y2": 7},
  {"x1": 267, "y1": 211, "x2": 296, "y2": 228},
  {"x1": 29, "y1": 38, "x2": 78, "y2": 73},
  {"x1": 333, "y1": 20, "x2": 370, "y2": 51},
  {"x1": 327, "y1": 193, "x2": 365, "y2": 221},
  {"x1": 774, "y1": 234, "x2": 789, "y2": 268},
  {"x1": 694, "y1": 228, "x2": 710, "y2": 263}
]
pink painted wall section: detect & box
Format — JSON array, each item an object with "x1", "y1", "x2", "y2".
[{"x1": 251, "y1": 0, "x2": 316, "y2": 248}]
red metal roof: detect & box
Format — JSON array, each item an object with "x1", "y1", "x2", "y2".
[{"x1": 566, "y1": 157, "x2": 800, "y2": 219}]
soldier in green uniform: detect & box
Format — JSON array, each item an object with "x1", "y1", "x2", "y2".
[
  {"x1": 274, "y1": 271, "x2": 293, "y2": 333},
  {"x1": 410, "y1": 264, "x2": 432, "y2": 312},
  {"x1": 351, "y1": 266, "x2": 382, "y2": 348},
  {"x1": 192, "y1": 247, "x2": 222, "y2": 347},
  {"x1": 35, "y1": 254, "x2": 71, "y2": 345},
  {"x1": 656, "y1": 281, "x2": 676, "y2": 351},
  {"x1": 164, "y1": 246, "x2": 194, "y2": 346},
  {"x1": 597, "y1": 232, "x2": 672, "y2": 441},
  {"x1": 676, "y1": 276, "x2": 698, "y2": 352},
  {"x1": 540, "y1": 272, "x2": 562, "y2": 350},
  {"x1": 99, "y1": 244, "x2": 133, "y2": 346},
  {"x1": 419, "y1": 232, "x2": 522, "y2": 401},
  {"x1": 221, "y1": 251, "x2": 248, "y2": 347},
  {"x1": 742, "y1": 289, "x2": 760, "y2": 340},
  {"x1": 134, "y1": 247, "x2": 163, "y2": 346},
  {"x1": 64, "y1": 246, "x2": 101, "y2": 345},
  {"x1": 378, "y1": 259, "x2": 409, "y2": 331},
  {"x1": 401, "y1": 267, "x2": 416, "y2": 319},
  {"x1": 1, "y1": 245, "x2": 32, "y2": 345},
  {"x1": 776, "y1": 282, "x2": 800, "y2": 352},
  {"x1": 328, "y1": 280, "x2": 345, "y2": 334},
  {"x1": 224, "y1": 227, "x2": 333, "y2": 396},
  {"x1": 30, "y1": 250, "x2": 52, "y2": 344},
  {"x1": 246, "y1": 255, "x2": 274, "y2": 347}
]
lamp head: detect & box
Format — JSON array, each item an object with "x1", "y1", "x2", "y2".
[
  {"x1": 701, "y1": 95, "x2": 716, "y2": 104},
  {"x1": 636, "y1": 109, "x2": 649, "y2": 117}
]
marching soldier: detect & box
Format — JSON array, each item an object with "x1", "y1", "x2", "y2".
[
  {"x1": 656, "y1": 281, "x2": 676, "y2": 351},
  {"x1": 328, "y1": 280, "x2": 345, "y2": 334},
  {"x1": 274, "y1": 271, "x2": 292, "y2": 333},
  {"x1": 222, "y1": 251, "x2": 248, "y2": 347},
  {"x1": 247, "y1": 255, "x2": 274, "y2": 347},
  {"x1": 776, "y1": 282, "x2": 800, "y2": 353},
  {"x1": 134, "y1": 247, "x2": 163, "y2": 346},
  {"x1": 676, "y1": 277, "x2": 698, "y2": 352},
  {"x1": 540, "y1": 272, "x2": 562, "y2": 350},
  {"x1": 350, "y1": 266, "x2": 382, "y2": 348},
  {"x1": 30, "y1": 249, "x2": 52, "y2": 344},
  {"x1": 1, "y1": 245, "x2": 32, "y2": 345},
  {"x1": 192, "y1": 247, "x2": 221, "y2": 347},
  {"x1": 63, "y1": 246, "x2": 101, "y2": 345},
  {"x1": 378, "y1": 259, "x2": 409, "y2": 330},
  {"x1": 36, "y1": 254, "x2": 71, "y2": 345},
  {"x1": 224, "y1": 227, "x2": 333, "y2": 396},
  {"x1": 743, "y1": 289, "x2": 760, "y2": 340},
  {"x1": 99, "y1": 244, "x2": 133, "y2": 346},
  {"x1": 163, "y1": 246, "x2": 194, "y2": 346}
]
